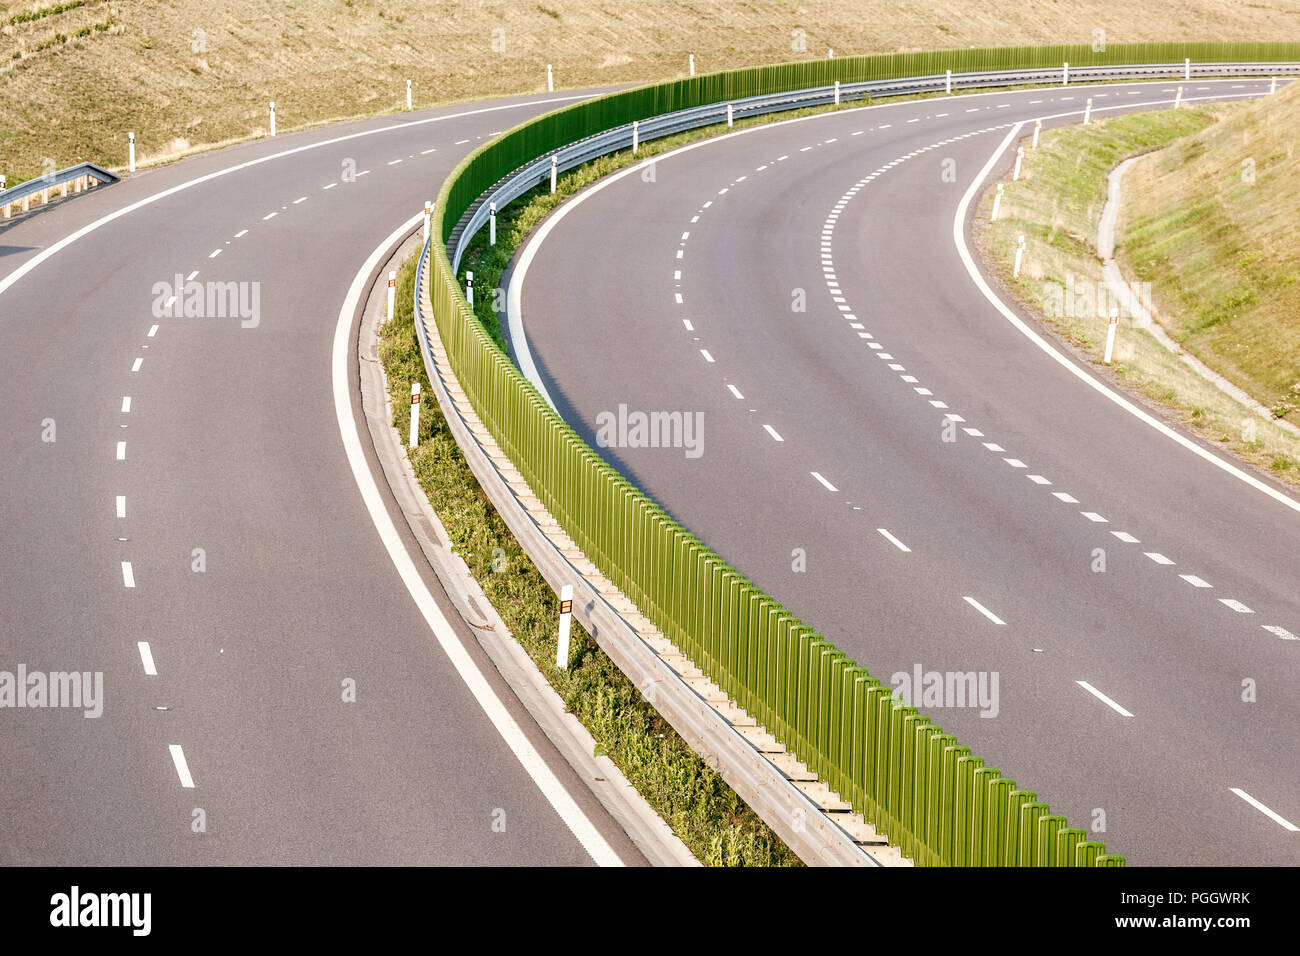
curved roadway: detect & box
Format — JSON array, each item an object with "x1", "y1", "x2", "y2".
[
  {"x1": 0, "y1": 88, "x2": 651, "y2": 865},
  {"x1": 514, "y1": 78, "x2": 1298, "y2": 866}
]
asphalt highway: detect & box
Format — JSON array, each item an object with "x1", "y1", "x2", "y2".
[
  {"x1": 0, "y1": 88, "x2": 649, "y2": 865},
  {"x1": 514, "y1": 78, "x2": 1299, "y2": 865}
]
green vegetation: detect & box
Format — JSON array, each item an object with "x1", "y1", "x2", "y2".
[
  {"x1": 980, "y1": 97, "x2": 1300, "y2": 484},
  {"x1": 1123, "y1": 79, "x2": 1300, "y2": 416}
]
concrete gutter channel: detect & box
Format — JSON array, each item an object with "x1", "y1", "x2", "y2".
[{"x1": 395, "y1": 242, "x2": 905, "y2": 867}]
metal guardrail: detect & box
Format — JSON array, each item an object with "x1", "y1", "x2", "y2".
[
  {"x1": 1, "y1": 162, "x2": 119, "y2": 219},
  {"x1": 449, "y1": 60, "x2": 1298, "y2": 270}
]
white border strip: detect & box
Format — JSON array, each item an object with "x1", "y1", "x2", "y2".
[{"x1": 332, "y1": 216, "x2": 623, "y2": 867}]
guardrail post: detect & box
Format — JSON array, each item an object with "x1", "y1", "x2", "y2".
[
  {"x1": 1013, "y1": 145, "x2": 1024, "y2": 180},
  {"x1": 269, "y1": 100, "x2": 277, "y2": 137},
  {"x1": 409, "y1": 382, "x2": 421, "y2": 449},
  {"x1": 489, "y1": 201, "x2": 497, "y2": 245},
  {"x1": 547, "y1": 63, "x2": 554, "y2": 92},
  {"x1": 726, "y1": 103, "x2": 734, "y2": 127},
  {"x1": 1032, "y1": 118, "x2": 1042, "y2": 148},
  {"x1": 1174, "y1": 86, "x2": 1183, "y2": 109},
  {"x1": 1103, "y1": 307, "x2": 1119, "y2": 363},
  {"x1": 991, "y1": 182, "x2": 1004, "y2": 221},
  {"x1": 386, "y1": 271, "x2": 396, "y2": 325},
  {"x1": 466, "y1": 270, "x2": 474, "y2": 306},
  {"x1": 1013, "y1": 235, "x2": 1025, "y2": 277},
  {"x1": 128, "y1": 132, "x2": 136, "y2": 173},
  {"x1": 689, "y1": 53, "x2": 695, "y2": 76},
  {"x1": 1062, "y1": 61, "x2": 1069, "y2": 85},
  {"x1": 632, "y1": 120, "x2": 639, "y2": 154},
  {"x1": 1084, "y1": 97, "x2": 1093, "y2": 124},
  {"x1": 406, "y1": 79, "x2": 412, "y2": 111},
  {"x1": 550, "y1": 155, "x2": 557, "y2": 194},
  {"x1": 556, "y1": 584, "x2": 574, "y2": 668}
]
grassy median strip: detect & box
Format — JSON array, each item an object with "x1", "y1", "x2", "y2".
[
  {"x1": 380, "y1": 253, "x2": 800, "y2": 868},
  {"x1": 978, "y1": 104, "x2": 1300, "y2": 484}
]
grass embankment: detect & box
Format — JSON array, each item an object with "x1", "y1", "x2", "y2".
[
  {"x1": 4, "y1": 0, "x2": 1300, "y2": 182},
  {"x1": 1122, "y1": 80, "x2": 1300, "y2": 421},
  {"x1": 979, "y1": 102, "x2": 1300, "y2": 482},
  {"x1": 380, "y1": 240, "x2": 800, "y2": 868}
]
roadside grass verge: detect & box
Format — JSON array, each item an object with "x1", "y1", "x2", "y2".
[
  {"x1": 379, "y1": 255, "x2": 800, "y2": 867},
  {"x1": 977, "y1": 105, "x2": 1300, "y2": 484}
]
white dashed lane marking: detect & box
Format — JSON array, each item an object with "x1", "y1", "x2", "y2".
[
  {"x1": 116, "y1": 496, "x2": 126, "y2": 518},
  {"x1": 137, "y1": 641, "x2": 157, "y2": 676},
  {"x1": 810, "y1": 471, "x2": 838, "y2": 492},
  {"x1": 1077, "y1": 681, "x2": 1134, "y2": 717},
  {"x1": 121, "y1": 396, "x2": 131, "y2": 413},
  {"x1": 963, "y1": 596, "x2": 1006, "y2": 626},
  {"x1": 1262, "y1": 625, "x2": 1297, "y2": 640},
  {"x1": 726, "y1": 384, "x2": 744, "y2": 400},
  {"x1": 1180, "y1": 574, "x2": 1213, "y2": 589},
  {"x1": 1230, "y1": 788, "x2": 1298, "y2": 831},
  {"x1": 116, "y1": 442, "x2": 126, "y2": 461},
  {"x1": 121, "y1": 562, "x2": 135, "y2": 588},
  {"x1": 1220, "y1": 599, "x2": 1254, "y2": 614},
  {"x1": 877, "y1": 529, "x2": 911, "y2": 553},
  {"x1": 762, "y1": 425, "x2": 784, "y2": 442},
  {"x1": 169, "y1": 745, "x2": 196, "y2": 789}
]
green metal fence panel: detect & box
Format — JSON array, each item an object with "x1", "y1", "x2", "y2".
[{"x1": 410, "y1": 39, "x2": 1268, "y2": 866}]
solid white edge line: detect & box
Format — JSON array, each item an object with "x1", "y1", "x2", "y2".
[
  {"x1": 952, "y1": 109, "x2": 1300, "y2": 521},
  {"x1": 963, "y1": 595, "x2": 1006, "y2": 625},
  {"x1": 333, "y1": 215, "x2": 622, "y2": 867},
  {"x1": 877, "y1": 528, "x2": 911, "y2": 552},
  {"x1": 169, "y1": 744, "x2": 196, "y2": 788},
  {"x1": 137, "y1": 641, "x2": 157, "y2": 676},
  {"x1": 0, "y1": 93, "x2": 593, "y2": 301},
  {"x1": 1230, "y1": 788, "x2": 1299, "y2": 831},
  {"x1": 1076, "y1": 680, "x2": 1134, "y2": 717}
]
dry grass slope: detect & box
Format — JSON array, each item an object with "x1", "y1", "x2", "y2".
[
  {"x1": 2, "y1": 0, "x2": 1300, "y2": 180},
  {"x1": 1122, "y1": 79, "x2": 1300, "y2": 417}
]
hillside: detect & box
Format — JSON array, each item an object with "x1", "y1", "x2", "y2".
[
  {"x1": 3, "y1": 0, "x2": 1300, "y2": 181},
  {"x1": 1121, "y1": 78, "x2": 1300, "y2": 418}
]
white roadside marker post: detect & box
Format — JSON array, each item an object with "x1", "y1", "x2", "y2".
[
  {"x1": 689, "y1": 53, "x2": 695, "y2": 76},
  {"x1": 946, "y1": 68, "x2": 952, "y2": 94},
  {"x1": 1013, "y1": 145, "x2": 1024, "y2": 181},
  {"x1": 406, "y1": 79, "x2": 412, "y2": 111},
  {"x1": 1104, "y1": 307, "x2": 1119, "y2": 363},
  {"x1": 834, "y1": 80, "x2": 840, "y2": 105},
  {"x1": 727, "y1": 103, "x2": 733, "y2": 127},
  {"x1": 1013, "y1": 235, "x2": 1025, "y2": 277},
  {"x1": 1032, "y1": 118, "x2": 1042, "y2": 148},
  {"x1": 546, "y1": 63, "x2": 553, "y2": 92},
  {"x1": 386, "y1": 271, "x2": 396, "y2": 325},
  {"x1": 489, "y1": 201, "x2": 497, "y2": 246},
  {"x1": 828, "y1": 48, "x2": 834, "y2": 59},
  {"x1": 423, "y1": 200, "x2": 432, "y2": 245},
  {"x1": 1270, "y1": 76, "x2": 1277, "y2": 94},
  {"x1": 991, "y1": 182, "x2": 1004, "y2": 222},
  {"x1": 128, "y1": 132, "x2": 136, "y2": 173},
  {"x1": 269, "y1": 100, "x2": 277, "y2": 137},
  {"x1": 466, "y1": 270, "x2": 474, "y2": 307},
  {"x1": 632, "y1": 120, "x2": 638, "y2": 154},
  {"x1": 409, "y1": 383, "x2": 421, "y2": 449},
  {"x1": 1084, "y1": 97, "x2": 1093, "y2": 124},
  {"x1": 1174, "y1": 86, "x2": 1184, "y2": 109},
  {"x1": 556, "y1": 584, "x2": 574, "y2": 669},
  {"x1": 1063, "y1": 61, "x2": 1069, "y2": 85},
  {"x1": 1184, "y1": 57, "x2": 1191, "y2": 80},
  {"x1": 550, "y1": 155, "x2": 557, "y2": 194}
]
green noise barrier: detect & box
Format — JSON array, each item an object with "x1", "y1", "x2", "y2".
[{"x1": 422, "y1": 42, "x2": 1298, "y2": 865}]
